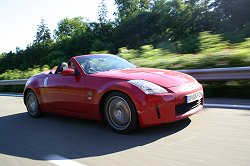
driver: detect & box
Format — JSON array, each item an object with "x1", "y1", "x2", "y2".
[
  {"x1": 68, "y1": 61, "x2": 76, "y2": 70},
  {"x1": 54, "y1": 62, "x2": 68, "y2": 74}
]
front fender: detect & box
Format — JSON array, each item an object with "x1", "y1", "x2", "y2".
[{"x1": 23, "y1": 76, "x2": 46, "y2": 106}]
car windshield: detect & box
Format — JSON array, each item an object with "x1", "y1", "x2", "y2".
[{"x1": 76, "y1": 54, "x2": 136, "y2": 74}]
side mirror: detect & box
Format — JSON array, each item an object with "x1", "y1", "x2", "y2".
[{"x1": 61, "y1": 68, "x2": 75, "y2": 76}]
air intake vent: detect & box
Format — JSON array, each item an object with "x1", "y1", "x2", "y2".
[{"x1": 175, "y1": 99, "x2": 201, "y2": 115}]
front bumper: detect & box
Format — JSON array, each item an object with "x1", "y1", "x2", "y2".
[{"x1": 135, "y1": 82, "x2": 204, "y2": 128}]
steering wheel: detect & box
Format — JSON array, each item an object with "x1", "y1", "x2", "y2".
[{"x1": 84, "y1": 60, "x2": 102, "y2": 74}]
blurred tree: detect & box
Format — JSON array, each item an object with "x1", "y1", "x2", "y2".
[
  {"x1": 0, "y1": 52, "x2": 15, "y2": 73},
  {"x1": 33, "y1": 19, "x2": 51, "y2": 43},
  {"x1": 54, "y1": 17, "x2": 88, "y2": 40},
  {"x1": 98, "y1": 0, "x2": 108, "y2": 24},
  {"x1": 1, "y1": 0, "x2": 250, "y2": 75},
  {"x1": 211, "y1": 0, "x2": 250, "y2": 32},
  {"x1": 47, "y1": 50, "x2": 66, "y2": 67},
  {"x1": 53, "y1": 17, "x2": 91, "y2": 56},
  {"x1": 113, "y1": 12, "x2": 162, "y2": 49},
  {"x1": 89, "y1": 22, "x2": 115, "y2": 52},
  {"x1": 114, "y1": 0, "x2": 151, "y2": 21}
]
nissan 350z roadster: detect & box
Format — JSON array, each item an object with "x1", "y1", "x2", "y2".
[{"x1": 24, "y1": 54, "x2": 203, "y2": 133}]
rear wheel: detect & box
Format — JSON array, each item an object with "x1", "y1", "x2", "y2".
[
  {"x1": 25, "y1": 90, "x2": 42, "y2": 118},
  {"x1": 104, "y1": 92, "x2": 138, "y2": 134}
]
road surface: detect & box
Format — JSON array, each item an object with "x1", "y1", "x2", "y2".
[{"x1": 0, "y1": 96, "x2": 250, "y2": 166}]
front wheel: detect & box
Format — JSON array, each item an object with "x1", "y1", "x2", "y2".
[
  {"x1": 25, "y1": 90, "x2": 42, "y2": 118},
  {"x1": 104, "y1": 92, "x2": 138, "y2": 134}
]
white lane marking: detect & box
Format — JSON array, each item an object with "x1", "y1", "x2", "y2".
[
  {"x1": 44, "y1": 154, "x2": 87, "y2": 166},
  {"x1": 0, "y1": 93, "x2": 23, "y2": 97},
  {"x1": 205, "y1": 103, "x2": 250, "y2": 109}
]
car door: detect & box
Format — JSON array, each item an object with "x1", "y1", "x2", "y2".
[{"x1": 44, "y1": 68, "x2": 86, "y2": 113}]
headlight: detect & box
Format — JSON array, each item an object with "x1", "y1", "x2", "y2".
[{"x1": 128, "y1": 80, "x2": 168, "y2": 94}]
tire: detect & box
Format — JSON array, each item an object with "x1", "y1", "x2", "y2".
[
  {"x1": 25, "y1": 90, "x2": 42, "y2": 118},
  {"x1": 104, "y1": 92, "x2": 138, "y2": 134}
]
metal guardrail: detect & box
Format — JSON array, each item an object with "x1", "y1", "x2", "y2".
[
  {"x1": 0, "y1": 67, "x2": 249, "y2": 86},
  {"x1": 179, "y1": 66, "x2": 250, "y2": 81},
  {"x1": 0, "y1": 79, "x2": 27, "y2": 85}
]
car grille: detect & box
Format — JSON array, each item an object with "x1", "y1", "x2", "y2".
[{"x1": 175, "y1": 99, "x2": 202, "y2": 115}]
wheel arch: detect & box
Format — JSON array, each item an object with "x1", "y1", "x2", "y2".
[
  {"x1": 99, "y1": 90, "x2": 118, "y2": 121},
  {"x1": 23, "y1": 87, "x2": 41, "y2": 105}
]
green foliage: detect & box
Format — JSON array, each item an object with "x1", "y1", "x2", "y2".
[
  {"x1": 34, "y1": 19, "x2": 51, "y2": 44},
  {"x1": 211, "y1": 0, "x2": 250, "y2": 32},
  {"x1": 90, "y1": 50, "x2": 109, "y2": 54},
  {"x1": 203, "y1": 81, "x2": 250, "y2": 98},
  {"x1": 113, "y1": 12, "x2": 162, "y2": 49},
  {"x1": 157, "y1": 41, "x2": 178, "y2": 53},
  {"x1": 0, "y1": 65, "x2": 49, "y2": 80},
  {"x1": 233, "y1": 38, "x2": 250, "y2": 49},
  {"x1": 0, "y1": 85, "x2": 24, "y2": 93},
  {"x1": 118, "y1": 47, "x2": 139, "y2": 60},
  {"x1": 1, "y1": 0, "x2": 250, "y2": 78},
  {"x1": 222, "y1": 26, "x2": 250, "y2": 43},
  {"x1": 47, "y1": 50, "x2": 66, "y2": 67},
  {"x1": 139, "y1": 45, "x2": 167, "y2": 58},
  {"x1": 174, "y1": 35, "x2": 200, "y2": 53},
  {"x1": 117, "y1": 32, "x2": 250, "y2": 70},
  {"x1": 91, "y1": 39, "x2": 113, "y2": 52},
  {"x1": 114, "y1": 0, "x2": 151, "y2": 21},
  {"x1": 229, "y1": 38, "x2": 250, "y2": 66},
  {"x1": 0, "y1": 65, "x2": 49, "y2": 93},
  {"x1": 98, "y1": 0, "x2": 108, "y2": 24},
  {"x1": 198, "y1": 31, "x2": 229, "y2": 53},
  {"x1": 1, "y1": 0, "x2": 250, "y2": 97},
  {"x1": 54, "y1": 17, "x2": 88, "y2": 41}
]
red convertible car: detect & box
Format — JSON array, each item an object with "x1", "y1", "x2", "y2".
[{"x1": 24, "y1": 54, "x2": 203, "y2": 133}]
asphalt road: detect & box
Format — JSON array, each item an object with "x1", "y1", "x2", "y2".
[{"x1": 0, "y1": 96, "x2": 250, "y2": 166}]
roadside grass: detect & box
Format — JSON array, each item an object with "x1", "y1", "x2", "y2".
[
  {"x1": 0, "y1": 65, "x2": 49, "y2": 80},
  {"x1": 0, "y1": 65, "x2": 49, "y2": 93},
  {"x1": 0, "y1": 32, "x2": 249, "y2": 97}
]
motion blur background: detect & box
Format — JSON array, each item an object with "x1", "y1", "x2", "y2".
[{"x1": 0, "y1": 0, "x2": 249, "y2": 97}]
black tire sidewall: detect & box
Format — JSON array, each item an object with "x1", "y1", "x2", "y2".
[{"x1": 25, "y1": 90, "x2": 42, "y2": 118}]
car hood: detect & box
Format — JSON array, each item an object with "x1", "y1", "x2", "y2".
[{"x1": 94, "y1": 68, "x2": 197, "y2": 88}]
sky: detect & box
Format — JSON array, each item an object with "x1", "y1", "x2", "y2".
[{"x1": 0, "y1": 0, "x2": 117, "y2": 53}]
